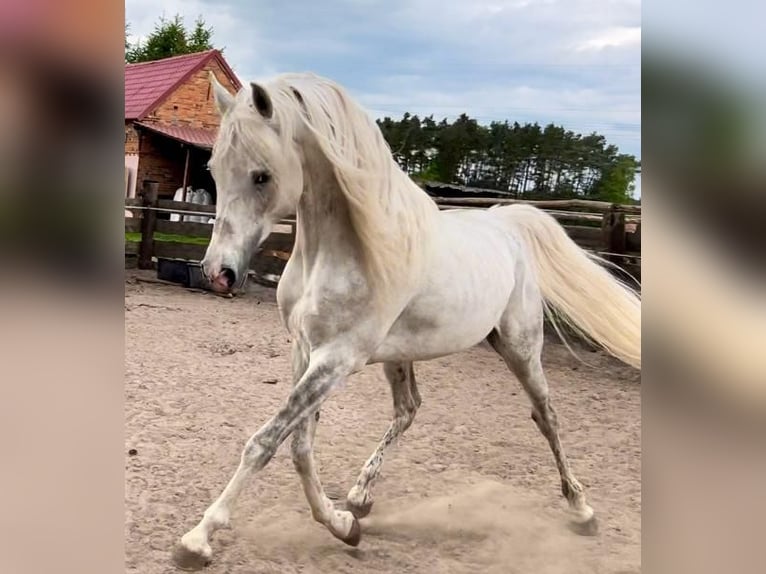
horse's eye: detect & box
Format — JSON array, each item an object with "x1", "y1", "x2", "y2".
[{"x1": 251, "y1": 170, "x2": 271, "y2": 186}]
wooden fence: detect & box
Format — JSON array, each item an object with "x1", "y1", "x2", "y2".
[
  {"x1": 124, "y1": 182, "x2": 294, "y2": 285},
  {"x1": 125, "y1": 182, "x2": 640, "y2": 287}
]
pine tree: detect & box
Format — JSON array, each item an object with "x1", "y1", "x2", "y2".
[{"x1": 125, "y1": 14, "x2": 219, "y2": 64}]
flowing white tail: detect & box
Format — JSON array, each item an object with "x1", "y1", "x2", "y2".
[{"x1": 502, "y1": 204, "x2": 641, "y2": 369}]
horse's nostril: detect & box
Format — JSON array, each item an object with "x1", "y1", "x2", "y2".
[{"x1": 221, "y1": 267, "x2": 236, "y2": 288}]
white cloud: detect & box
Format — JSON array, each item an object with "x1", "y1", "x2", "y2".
[
  {"x1": 125, "y1": 0, "x2": 640, "y2": 157},
  {"x1": 125, "y1": 0, "x2": 278, "y2": 78},
  {"x1": 577, "y1": 26, "x2": 641, "y2": 51}
]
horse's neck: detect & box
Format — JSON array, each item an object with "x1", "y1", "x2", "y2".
[
  {"x1": 290, "y1": 123, "x2": 437, "y2": 308},
  {"x1": 293, "y1": 137, "x2": 362, "y2": 269}
]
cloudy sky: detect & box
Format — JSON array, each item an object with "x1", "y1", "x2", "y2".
[{"x1": 127, "y1": 0, "x2": 641, "y2": 193}]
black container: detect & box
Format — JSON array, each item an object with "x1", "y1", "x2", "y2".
[
  {"x1": 188, "y1": 262, "x2": 211, "y2": 290},
  {"x1": 157, "y1": 258, "x2": 191, "y2": 286}
]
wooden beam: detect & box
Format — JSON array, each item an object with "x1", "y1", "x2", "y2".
[
  {"x1": 601, "y1": 207, "x2": 627, "y2": 263},
  {"x1": 562, "y1": 225, "x2": 604, "y2": 248},
  {"x1": 124, "y1": 218, "x2": 142, "y2": 233},
  {"x1": 150, "y1": 231, "x2": 295, "y2": 265},
  {"x1": 431, "y1": 195, "x2": 641, "y2": 214},
  {"x1": 626, "y1": 221, "x2": 641, "y2": 252},
  {"x1": 181, "y1": 146, "x2": 190, "y2": 203},
  {"x1": 156, "y1": 199, "x2": 216, "y2": 214},
  {"x1": 156, "y1": 220, "x2": 214, "y2": 238},
  {"x1": 436, "y1": 202, "x2": 640, "y2": 223},
  {"x1": 138, "y1": 180, "x2": 159, "y2": 269}
]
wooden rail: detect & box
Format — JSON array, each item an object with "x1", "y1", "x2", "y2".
[
  {"x1": 124, "y1": 182, "x2": 297, "y2": 286},
  {"x1": 423, "y1": 181, "x2": 642, "y2": 214},
  {"x1": 431, "y1": 196, "x2": 641, "y2": 215},
  {"x1": 125, "y1": 181, "x2": 640, "y2": 287}
]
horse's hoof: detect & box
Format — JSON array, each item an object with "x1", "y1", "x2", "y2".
[
  {"x1": 569, "y1": 514, "x2": 599, "y2": 536},
  {"x1": 340, "y1": 517, "x2": 362, "y2": 547},
  {"x1": 346, "y1": 499, "x2": 373, "y2": 519},
  {"x1": 172, "y1": 543, "x2": 212, "y2": 571}
]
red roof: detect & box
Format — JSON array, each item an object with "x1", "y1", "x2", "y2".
[
  {"x1": 125, "y1": 50, "x2": 241, "y2": 120},
  {"x1": 136, "y1": 122, "x2": 218, "y2": 149}
]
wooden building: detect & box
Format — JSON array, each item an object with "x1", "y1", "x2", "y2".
[{"x1": 124, "y1": 50, "x2": 241, "y2": 202}]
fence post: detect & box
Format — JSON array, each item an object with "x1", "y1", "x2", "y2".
[
  {"x1": 138, "y1": 180, "x2": 159, "y2": 269},
  {"x1": 601, "y1": 206, "x2": 626, "y2": 264},
  {"x1": 626, "y1": 220, "x2": 641, "y2": 253}
]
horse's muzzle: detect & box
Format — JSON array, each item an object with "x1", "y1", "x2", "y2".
[{"x1": 203, "y1": 262, "x2": 237, "y2": 293}]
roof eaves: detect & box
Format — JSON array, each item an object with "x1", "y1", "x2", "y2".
[
  {"x1": 134, "y1": 122, "x2": 215, "y2": 150},
  {"x1": 211, "y1": 50, "x2": 243, "y2": 90}
]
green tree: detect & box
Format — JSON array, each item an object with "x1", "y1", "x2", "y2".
[
  {"x1": 376, "y1": 112, "x2": 639, "y2": 201},
  {"x1": 592, "y1": 154, "x2": 639, "y2": 202},
  {"x1": 188, "y1": 17, "x2": 215, "y2": 53},
  {"x1": 125, "y1": 14, "x2": 219, "y2": 63}
]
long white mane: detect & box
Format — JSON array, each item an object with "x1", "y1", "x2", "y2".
[{"x1": 217, "y1": 73, "x2": 440, "y2": 298}]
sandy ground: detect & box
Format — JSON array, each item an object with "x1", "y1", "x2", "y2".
[{"x1": 125, "y1": 271, "x2": 641, "y2": 574}]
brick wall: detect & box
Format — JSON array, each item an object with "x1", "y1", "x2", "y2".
[
  {"x1": 144, "y1": 59, "x2": 239, "y2": 129},
  {"x1": 134, "y1": 130, "x2": 186, "y2": 199},
  {"x1": 125, "y1": 122, "x2": 140, "y2": 154}
]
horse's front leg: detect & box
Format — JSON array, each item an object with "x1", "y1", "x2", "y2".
[
  {"x1": 290, "y1": 341, "x2": 360, "y2": 545},
  {"x1": 172, "y1": 350, "x2": 357, "y2": 570}
]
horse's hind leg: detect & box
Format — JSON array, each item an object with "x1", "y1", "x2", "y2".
[
  {"x1": 346, "y1": 361, "x2": 420, "y2": 518},
  {"x1": 291, "y1": 409, "x2": 360, "y2": 544},
  {"x1": 487, "y1": 304, "x2": 597, "y2": 535}
]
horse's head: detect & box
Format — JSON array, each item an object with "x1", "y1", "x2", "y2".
[{"x1": 202, "y1": 73, "x2": 303, "y2": 293}]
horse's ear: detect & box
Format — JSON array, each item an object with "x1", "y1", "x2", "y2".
[
  {"x1": 209, "y1": 71, "x2": 234, "y2": 116},
  {"x1": 250, "y1": 82, "x2": 273, "y2": 119}
]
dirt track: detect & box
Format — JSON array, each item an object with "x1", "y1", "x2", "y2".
[{"x1": 125, "y1": 271, "x2": 640, "y2": 573}]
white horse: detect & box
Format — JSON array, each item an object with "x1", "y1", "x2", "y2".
[
  {"x1": 189, "y1": 188, "x2": 214, "y2": 224},
  {"x1": 171, "y1": 187, "x2": 215, "y2": 223},
  {"x1": 170, "y1": 186, "x2": 193, "y2": 222},
  {"x1": 173, "y1": 71, "x2": 641, "y2": 569}
]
